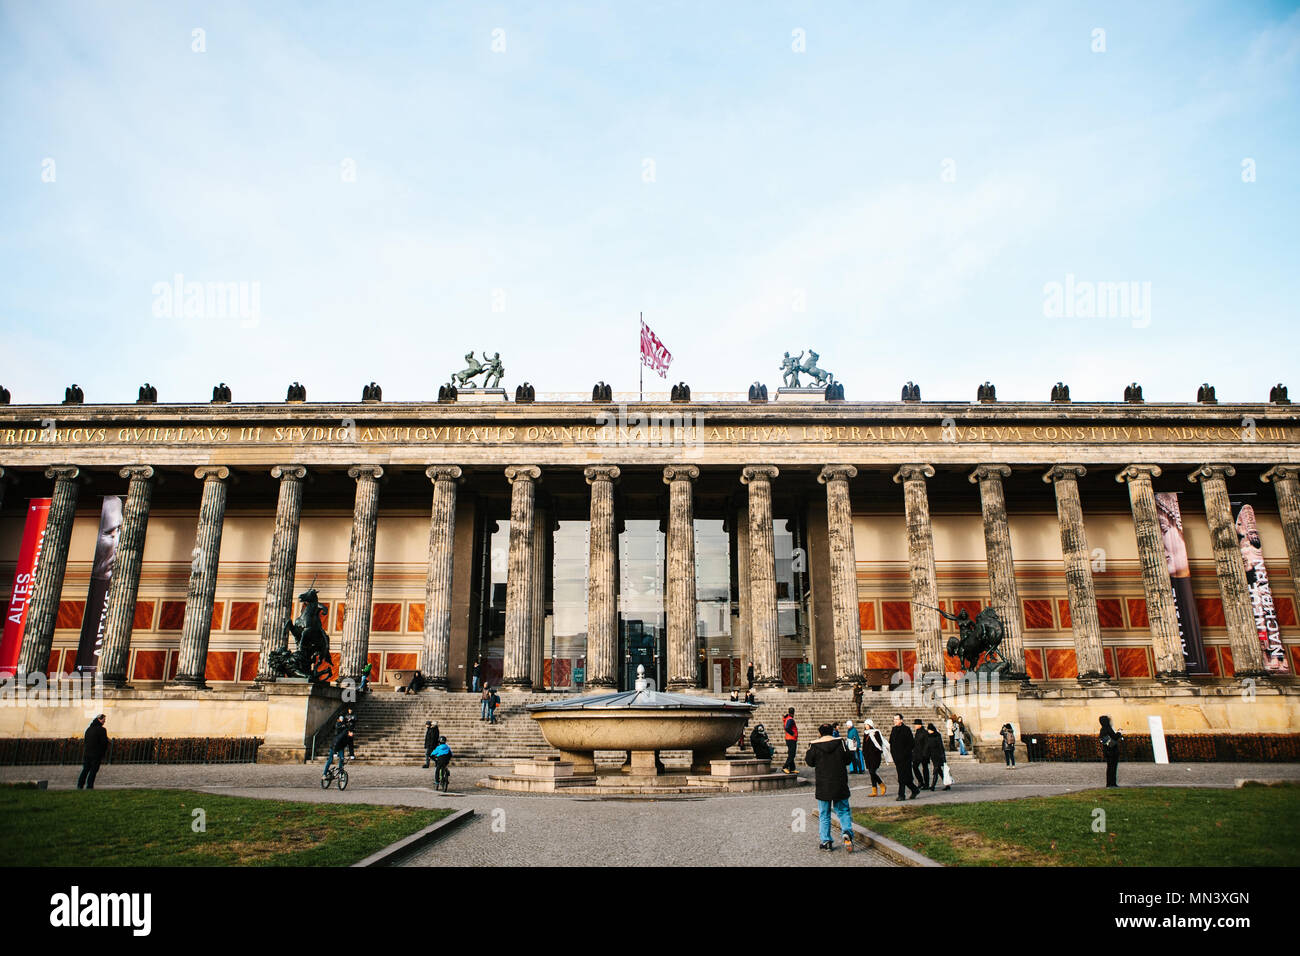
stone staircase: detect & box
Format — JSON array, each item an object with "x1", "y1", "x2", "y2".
[{"x1": 332, "y1": 687, "x2": 966, "y2": 768}]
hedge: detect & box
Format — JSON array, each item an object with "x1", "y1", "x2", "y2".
[
  {"x1": 1022, "y1": 733, "x2": 1300, "y2": 762},
  {"x1": 0, "y1": 737, "x2": 262, "y2": 765}
]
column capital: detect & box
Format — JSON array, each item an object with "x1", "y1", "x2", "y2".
[
  {"x1": 1115, "y1": 464, "x2": 1161, "y2": 484},
  {"x1": 1262, "y1": 464, "x2": 1300, "y2": 484},
  {"x1": 194, "y1": 465, "x2": 230, "y2": 481},
  {"x1": 1188, "y1": 463, "x2": 1236, "y2": 484},
  {"x1": 347, "y1": 464, "x2": 384, "y2": 481},
  {"x1": 969, "y1": 464, "x2": 1012, "y2": 484},
  {"x1": 425, "y1": 465, "x2": 464, "y2": 483},
  {"x1": 1043, "y1": 464, "x2": 1086, "y2": 484},
  {"x1": 817, "y1": 464, "x2": 858, "y2": 484},
  {"x1": 45, "y1": 465, "x2": 80, "y2": 481},
  {"x1": 740, "y1": 465, "x2": 779, "y2": 484},
  {"x1": 505, "y1": 464, "x2": 542, "y2": 484},
  {"x1": 119, "y1": 465, "x2": 155, "y2": 481},
  {"x1": 663, "y1": 464, "x2": 699, "y2": 484},
  {"x1": 892, "y1": 463, "x2": 934, "y2": 484},
  {"x1": 583, "y1": 465, "x2": 621, "y2": 484},
  {"x1": 270, "y1": 464, "x2": 307, "y2": 480}
]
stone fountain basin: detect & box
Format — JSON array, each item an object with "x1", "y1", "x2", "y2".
[{"x1": 531, "y1": 707, "x2": 751, "y2": 753}]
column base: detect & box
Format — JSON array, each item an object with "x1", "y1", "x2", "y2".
[
  {"x1": 835, "y1": 676, "x2": 864, "y2": 688},
  {"x1": 585, "y1": 678, "x2": 616, "y2": 689},
  {"x1": 754, "y1": 677, "x2": 784, "y2": 688},
  {"x1": 500, "y1": 679, "x2": 533, "y2": 691},
  {"x1": 1155, "y1": 671, "x2": 1191, "y2": 683},
  {"x1": 1076, "y1": 671, "x2": 1110, "y2": 683},
  {"x1": 165, "y1": 678, "x2": 209, "y2": 691},
  {"x1": 427, "y1": 676, "x2": 450, "y2": 690},
  {"x1": 666, "y1": 679, "x2": 699, "y2": 692}
]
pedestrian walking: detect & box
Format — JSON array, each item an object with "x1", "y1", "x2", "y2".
[
  {"x1": 781, "y1": 708, "x2": 799, "y2": 774},
  {"x1": 846, "y1": 720, "x2": 865, "y2": 774},
  {"x1": 805, "y1": 723, "x2": 855, "y2": 852},
  {"x1": 862, "y1": 718, "x2": 887, "y2": 796},
  {"x1": 1099, "y1": 715, "x2": 1123, "y2": 787},
  {"x1": 488, "y1": 686, "x2": 501, "y2": 724},
  {"x1": 422, "y1": 720, "x2": 440, "y2": 768},
  {"x1": 925, "y1": 722, "x2": 949, "y2": 790},
  {"x1": 1001, "y1": 722, "x2": 1017, "y2": 768},
  {"x1": 77, "y1": 714, "x2": 108, "y2": 790},
  {"x1": 889, "y1": 714, "x2": 920, "y2": 800},
  {"x1": 910, "y1": 719, "x2": 930, "y2": 789},
  {"x1": 480, "y1": 684, "x2": 492, "y2": 720},
  {"x1": 852, "y1": 681, "x2": 864, "y2": 718},
  {"x1": 955, "y1": 715, "x2": 969, "y2": 756}
]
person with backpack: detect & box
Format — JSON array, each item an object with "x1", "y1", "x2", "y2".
[
  {"x1": 1001, "y1": 722, "x2": 1017, "y2": 768},
  {"x1": 480, "y1": 684, "x2": 492, "y2": 721},
  {"x1": 781, "y1": 708, "x2": 799, "y2": 774},
  {"x1": 488, "y1": 686, "x2": 501, "y2": 724},
  {"x1": 862, "y1": 718, "x2": 888, "y2": 796},
  {"x1": 805, "y1": 723, "x2": 855, "y2": 852},
  {"x1": 845, "y1": 720, "x2": 864, "y2": 774},
  {"x1": 1099, "y1": 715, "x2": 1123, "y2": 787},
  {"x1": 889, "y1": 713, "x2": 920, "y2": 801}
]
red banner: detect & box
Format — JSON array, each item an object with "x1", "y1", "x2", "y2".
[
  {"x1": 640, "y1": 319, "x2": 672, "y2": 378},
  {"x1": 1, "y1": 499, "x2": 52, "y2": 676}
]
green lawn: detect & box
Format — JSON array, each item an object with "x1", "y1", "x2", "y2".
[
  {"x1": 0, "y1": 788, "x2": 452, "y2": 866},
  {"x1": 853, "y1": 783, "x2": 1300, "y2": 866}
]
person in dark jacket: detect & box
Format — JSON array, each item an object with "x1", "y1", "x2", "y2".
[
  {"x1": 910, "y1": 719, "x2": 930, "y2": 790},
  {"x1": 925, "y1": 722, "x2": 948, "y2": 790},
  {"x1": 746, "y1": 663, "x2": 755, "y2": 690},
  {"x1": 750, "y1": 723, "x2": 773, "y2": 760},
  {"x1": 1099, "y1": 715, "x2": 1123, "y2": 787},
  {"x1": 422, "y1": 720, "x2": 440, "y2": 768},
  {"x1": 806, "y1": 723, "x2": 855, "y2": 852},
  {"x1": 471, "y1": 657, "x2": 483, "y2": 693},
  {"x1": 889, "y1": 714, "x2": 919, "y2": 800},
  {"x1": 781, "y1": 708, "x2": 799, "y2": 774},
  {"x1": 78, "y1": 714, "x2": 108, "y2": 789}
]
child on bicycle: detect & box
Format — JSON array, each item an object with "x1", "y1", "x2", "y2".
[{"x1": 431, "y1": 736, "x2": 452, "y2": 769}]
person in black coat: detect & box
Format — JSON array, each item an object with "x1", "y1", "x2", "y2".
[
  {"x1": 746, "y1": 663, "x2": 755, "y2": 690},
  {"x1": 925, "y1": 722, "x2": 948, "y2": 791},
  {"x1": 910, "y1": 719, "x2": 930, "y2": 790},
  {"x1": 78, "y1": 714, "x2": 108, "y2": 789},
  {"x1": 750, "y1": 723, "x2": 773, "y2": 760},
  {"x1": 805, "y1": 723, "x2": 855, "y2": 851},
  {"x1": 1099, "y1": 715, "x2": 1123, "y2": 787},
  {"x1": 422, "y1": 720, "x2": 440, "y2": 768},
  {"x1": 889, "y1": 714, "x2": 920, "y2": 800}
]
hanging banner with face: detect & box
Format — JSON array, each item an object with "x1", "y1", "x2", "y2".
[
  {"x1": 1154, "y1": 493, "x2": 1209, "y2": 674},
  {"x1": 73, "y1": 496, "x2": 124, "y2": 672},
  {"x1": 1231, "y1": 502, "x2": 1290, "y2": 674},
  {"x1": 0, "y1": 499, "x2": 52, "y2": 676}
]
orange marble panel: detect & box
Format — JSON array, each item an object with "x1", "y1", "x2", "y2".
[
  {"x1": 1057, "y1": 599, "x2": 1071, "y2": 629},
  {"x1": 238, "y1": 651, "x2": 260, "y2": 682},
  {"x1": 47, "y1": 649, "x2": 63, "y2": 674},
  {"x1": 865, "y1": 650, "x2": 900, "y2": 670},
  {"x1": 204, "y1": 651, "x2": 236, "y2": 682},
  {"x1": 132, "y1": 600, "x2": 155, "y2": 630},
  {"x1": 1205, "y1": 646, "x2": 1222, "y2": 677},
  {"x1": 1275, "y1": 596, "x2": 1297, "y2": 627},
  {"x1": 1126, "y1": 598, "x2": 1148, "y2": 629},
  {"x1": 1195, "y1": 597, "x2": 1225, "y2": 628},
  {"x1": 159, "y1": 601, "x2": 186, "y2": 630},
  {"x1": 900, "y1": 650, "x2": 917, "y2": 674},
  {"x1": 1045, "y1": 648, "x2": 1077, "y2": 679},
  {"x1": 1290, "y1": 646, "x2": 1300, "y2": 673},
  {"x1": 56, "y1": 601, "x2": 85, "y2": 630},
  {"x1": 1097, "y1": 598, "x2": 1124, "y2": 629},
  {"x1": 166, "y1": 651, "x2": 179, "y2": 680},
  {"x1": 210, "y1": 601, "x2": 225, "y2": 631},
  {"x1": 228, "y1": 601, "x2": 259, "y2": 631},
  {"x1": 1103, "y1": 647, "x2": 1118, "y2": 679},
  {"x1": 1023, "y1": 648, "x2": 1045, "y2": 680},
  {"x1": 858, "y1": 601, "x2": 876, "y2": 631},
  {"x1": 371, "y1": 602, "x2": 401, "y2": 632},
  {"x1": 407, "y1": 603, "x2": 425, "y2": 633},
  {"x1": 1116, "y1": 647, "x2": 1151, "y2": 678},
  {"x1": 386, "y1": 652, "x2": 417, "y2": 672},
  {"x1": 367, "y1": 652, "x2": 382, "y2": 681},
  {"x1": 132, "y1": 650, "x2": 166, "y2": 681},
  {"x1": 1023, "y1": 599, "x2": 1054, "y2": 630},
  {"x1": 943, "y1": 651, "x2": 963, "y2": 675},
  {"x1": 1220, "y1": 646, "x2": 1234, "y2": 677},
  {"x1": 881, "y1": 601, "x2": 912, "y2": 631},
  {"x1": 937, "y1": 600, "x2": 949, "y2": 631},
  {"x1": 336, "y1": 604, "x2": 346, "y2": 630}
]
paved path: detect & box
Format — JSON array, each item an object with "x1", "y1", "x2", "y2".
[{"x1": 5, "y1": 761, "x2": 1295, "y2": 867}]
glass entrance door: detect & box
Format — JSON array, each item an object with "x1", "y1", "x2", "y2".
[{"x1": 618, "y1": 520, "x2": 664, "y2": 690}]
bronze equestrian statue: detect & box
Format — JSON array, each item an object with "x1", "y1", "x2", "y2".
[{"x1": 268, "y1": 588, "x2": 334, "y2": 682}]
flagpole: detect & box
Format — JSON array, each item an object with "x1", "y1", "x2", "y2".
[{"x1": 639, "y1": 311, "x2": 643, "y2": 402}]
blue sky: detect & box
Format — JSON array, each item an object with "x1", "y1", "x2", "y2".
[{"x1": 1, "y1": 1, "x2": 1298, "y2": 404}]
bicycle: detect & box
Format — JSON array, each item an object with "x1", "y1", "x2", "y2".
[
  {"x1": 434, "y1": 760, "x2": 450, "y2": 793},
  {"x1": 321, "y1": 756, "x2": 350, "y2": 791}
]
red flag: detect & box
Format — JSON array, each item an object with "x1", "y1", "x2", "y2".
[
  {"x1": 640, "y1": 319, "x2": 672, "y2": 378},
  {"x1": 1, "y1": 499, "x2": 52, "y2": 676}
]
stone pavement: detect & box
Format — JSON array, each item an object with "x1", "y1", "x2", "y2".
[{"x1": 4, "y1": 760, "x2": 1295, "y2": 867}]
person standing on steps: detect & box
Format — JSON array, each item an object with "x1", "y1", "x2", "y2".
[
  {"x1": 910, "y1": 719, "x2": 930, "y2": 790},
  {"x1": 862, "y1": 718, "x2": 887, "y2": 796},
  {"x1": 480, "y1": 684, "x2": 492, "y2": 721},
  {"x1": 746, "y1": 663, "x2": 755, "y2": 691},
  {"x1": 78, "y1": 714, "x2": 108, "y2": 790},
  {"x1": 806, "y1": 722, "x2": 855, "y2": 853},
  {"x1": 852, "y1": 681, "x2": 864, "y2": 718},
  {"x1": 471, "y1": 657, "x2": 483, "y2": 693},
  {"x1": 488, "y1": 686, "x2": 501, "y2": 724},
  {"x1": 1001, "y1": 722, "x2": 1017, "y2": 768},
  {"x1": 781, "y1": 708, "x2": 799, "y2": 774},
  {"x1": 925, "y1": 722, "x2": 948, "y2": 791},
  {"x1": 422, "y1": 720, "x2": 440, "y2": 768},
  {"x1": 889, "y1": 714, "x2": 919, "y2": 800},
  {"x1": 1099, "y1": 715, "x2": 1123, "y2": 787}
]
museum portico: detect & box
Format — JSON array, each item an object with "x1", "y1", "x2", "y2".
[{"x1": 1, "y1": 385, "x2": 1297, "y2": 748}]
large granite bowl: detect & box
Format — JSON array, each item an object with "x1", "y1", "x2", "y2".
[{"x1": 528, "y1": 689, "x2": 754, "y2": 754}]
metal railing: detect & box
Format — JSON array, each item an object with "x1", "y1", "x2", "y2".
[{"x1": 0, "y1": 737, "x2": 262, "y2": 765}]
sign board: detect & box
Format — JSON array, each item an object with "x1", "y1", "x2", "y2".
[
  {"x1": 1148, "y1": 715, "x2": 1169, "y2": 764},
  {"x1": 797, "y1": 662, "x2": 812, "y2": 685}
]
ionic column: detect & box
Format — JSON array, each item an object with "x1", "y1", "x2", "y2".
[
  {"x1": 664, "y1": 465, "x2": 700, "y2": 689},
  {"x1": 1043, "y1": 465, "x2": 1108, "y2": 680},
  {"x1": 255, "y1": 465, "x2": 307, "y2": 682},
  {"x1": 969, "y1": 464, "x2": 1027, "y2": 679},
  {"x1": 99, "y1": 466, "x2": 156, "y2": 686},
  {"x1": 818, "y1": 465, "x2": 863, "y2": 686},
  {"x1": 340, "y1": 465, "x2": 383, "y2": 683},
  {"x1": 893, "y1": 464, "x2": 942, "y2": 676},
  {"x1": 742, "y1": 465, "x2": 781, "y2": 687},
  {"x1": 1116, "y1": 464, "x2": 1186, "y2": 679},
  {"x1": 530, "y1": 505, "x2": 549, "y2": 689},
  {"x1": 173, "y1": 466, "x2": 231, "y2": 687},
  {"x1": 1190, "y1": 464, "x2": 1266, "y2": 677},
  {"x1": 502, "y1": 465, "x2": 541, "y2": 688},
  {"x1": 17, "y1": 466, "x2": 81, "y2": 675},
  {"x1": 419, "y1": 466, "x2": 462, "y2": 688},
  {"x1": 735, "y1": 506, "x2": 752, "y2": 685},
  {"x1": 1261, "y1": 465, "x2": 1300, "y2": 603},
  {"x1": 584, "y1": 466, "x2": 620, "y2": 688}
]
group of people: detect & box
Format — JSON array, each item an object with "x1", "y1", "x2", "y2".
[{"x1": 887, "y1": 716, "x2": 952, "y2": 799}]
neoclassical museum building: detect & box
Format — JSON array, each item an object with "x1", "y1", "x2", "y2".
[{"x1": 1, "y1": 381, "x2": 1297, "y2": 753}]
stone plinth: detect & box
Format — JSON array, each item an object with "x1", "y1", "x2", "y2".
[
  {"x1": 774, "y1": 388, "x2": 826, "y2": 402},
  {"x1": 456, "y1": 389, "x2": 508, "y2": 403}
]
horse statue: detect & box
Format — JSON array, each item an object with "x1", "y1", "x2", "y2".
[
  {"x1": 936, "y1": 605, "x2": 1008, "y2": 674},
  {"x1": 268, "y1": 587, "x2": 333, "y2": 682},
  {"x1": 450, "y1": 352, "x2": 486, "y2": 388},
  {"x1": 797, "y1": 350, "x2": 833, "y2": 387}
]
